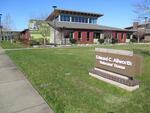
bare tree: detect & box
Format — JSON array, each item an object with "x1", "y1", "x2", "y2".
[
  {"x1": 2, "y1": 13, "x2": 15, "y2": 31},
  {"x1": 103, "y1": 31, "x2": 113, "y2": 44},
  {"x1": 135, "y1": 29, "x2": 145, "y2": 43},
  {"x1": 133, "y1": 0, "x2": 150, "y2": 21}
]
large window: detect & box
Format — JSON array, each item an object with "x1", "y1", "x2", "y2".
[
  {"x1": 71, "y1": 16, "x2": 88, "y2": 23},
  {"x1": 89, "y1": 18, "x2": 97, "y2": 24},
  {"x1": 60, "y1": 14, "x2": 97, "y2": 24},
  {"x1": 60, "y1": 15, "x2": 70, "y2": 22}
]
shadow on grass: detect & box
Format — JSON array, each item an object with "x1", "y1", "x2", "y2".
[{"x1": 133, "y1": 49, "x2": 150, "y2": 57}]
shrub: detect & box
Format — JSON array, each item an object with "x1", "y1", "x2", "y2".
[
  {"x1": 130, "y1": 38, "x2": 137, "y2": 43},
  {"x1": 38, "y1": 38, "x2": 44, "y2": 45},
  {"x1": 30, "y1": 40, "x2": 40, "y2": 46},
  {"x1": 112, "y1": 38, "x2": 118, "y2": 44},
  {"x1": 70, "y1": 38, "x2": 77, "y2": 44},
  {"x1": 98, "y1": 39, "x2": 104, "y2": 44}
]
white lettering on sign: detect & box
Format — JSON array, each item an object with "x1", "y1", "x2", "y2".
[
  {"x1": 114, "y1": 64, "x2": 125, "y2": 70},
  {"x1": 100, "y1": 61, "x2": 113, "y2": 67},
  {"x1": 113, "y1": 58, "x2": 132, "y2": 66},
  {"x1": 96, "y1": 55, "x2": 134, "y2": 70},
  {"x1": 99, "y1": 61, "x2": 126, "y2": 70},
  {"x1": 96, "y1": 55, "x2": 132, "y2": 66},
  {"x1": 96, "y1": 55, "x2": 112, "y2": 62}
]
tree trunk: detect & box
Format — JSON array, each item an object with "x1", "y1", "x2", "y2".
[
  {"x1": 44, "y1": 37, "x2": 46, "y2": 46},
  {"x1": 138, "y1": 36, "x2": 140, "y2": 43}
]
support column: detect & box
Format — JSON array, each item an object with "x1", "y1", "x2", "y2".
[
  {"x1": 88, "y1": 18, "x2": 90, "y2": 24},
  {"x1": 58, "y1": 15, "x2": 61, "y2": 21},
  {"x1": 130, "y1": 34, "x2": 133, "y2": 39},
  {"x1": 70, "y1": 16, "x2": 72, "y2": 22}
]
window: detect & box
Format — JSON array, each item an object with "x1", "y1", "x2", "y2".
[
  {"x1": 69, "y1": 32, "x2": 74, "y2": 39},
  {"x1": 94, "y1": 32, "x2": 100, "y2": 39},
  {"x1": 84, "y1": 18, "x2": 88, "y2": 23},
  {"x1": 75, "y1": 17, "x2": 79, "y2": 22},
  {"x1": 72, "y1": 16, "x2": 75, "y2": 22},
  {"x1": 60, "y1": 15, "x2": 70, "y2": 22},
  {"x1": 87, "y1": 32, "x2": 90, "y2": 41},
  {"x1": 70, "y1": 16, "x2": 89, "y2": 23},
  {"x1": 79, "y1": 17, "x2": 82, "y2": 22},
  {"x1": 126, "y1": 33, "x2": 130, "y2": 39},
  {"x1": 78, "y1": 32, "x2": 81, "y2": 41},
  {"x1": 89, "y1": 18, "x2": 97, "y2": 24}
]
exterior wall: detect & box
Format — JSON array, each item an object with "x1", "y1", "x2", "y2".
[
  {"x1": 20, "y1": 30, "x2": 31, "y2": 45},
  {"x1": 50, "y1": 27, "x2": 62, "y2": 44},
  {"x1": 71, "y1": 30, "x2": 127, "y2": 44},
  {"x1": 113, "y1": 32, "x2": 116, "y2": 38},
  {"x1": 50, "y1": 27, "x2": 54, "y2": 43},
  {"x1": 89, "y1": 32, "x2": 94, "y2": 42},
  {"x1": 74, "y1": 31, "x2": 78, "y2": 41},
  {"x1": 81, "y1": 32, "x2": 87, "y2": 42},
  {"x1": 100, "y1": 33, "x2": 104, "y2": 39},
  {"x1": 0, "y1": 31, "x2": 20, "y2": 41},
  {"x1": 56, "y1": 30, "x2": 62, "y2": 44},
  {"x1": 117, "y1": 33, "x2": 122, "y2": 43},
  {"x1": 123, "y1": 33, "x2": 126, "y2": 43},
  {"x1": 72, "y1": 31, "x2": 94, "y2": 44},
  {"x1": 144, "y1": 35, "x2": 150, "y2": 42},
  {"x1": 49, "y1": 28, "x2": 128, "y2": 44},
  {"x1": 116, "y1": 32, "x2": 126, "y2": 43}
]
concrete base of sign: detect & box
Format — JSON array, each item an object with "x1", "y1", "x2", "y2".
[{"x1": 89, "y1": 68, "x2": 139, "y2": 91}]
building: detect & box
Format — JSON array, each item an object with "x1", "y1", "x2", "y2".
[
  {"x1": 20, "y1": 29, "x2": 31, "y2": 45},
  {"x1": 125, "y1": 22, "x2": 150, "y2": 42},
  {"x1": 29, "y1": 8, "x2": 132, "y2": 44},
  {"x1": 0, "y1": 30, "x2": 20, "y2": 42}
]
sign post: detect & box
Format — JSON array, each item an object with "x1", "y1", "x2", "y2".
[{"x1": 89, "y1": 48, "x2": 143, "y2": 91}]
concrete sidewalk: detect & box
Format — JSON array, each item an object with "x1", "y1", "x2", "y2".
[{"x1": 0, "y1": 46, "x2": 54, "y2": 113}]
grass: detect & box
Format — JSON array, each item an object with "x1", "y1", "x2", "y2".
[
  {"x1": 0, "y1": 41, "x2": 26, "y2": 49},
  {"x1": 5, "y1": 43, "x2": 150, "y2": 113}
]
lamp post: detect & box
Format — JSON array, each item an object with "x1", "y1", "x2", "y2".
[
  {"x1": 0, "y1": 14, "x2": 2, "y2": 41},
  {"x1": 52, "y1": 6, "x2": 57, "y2": 46}
]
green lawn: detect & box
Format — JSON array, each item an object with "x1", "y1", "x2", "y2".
[
  {"x1": 0, "y1": 41, "x2": 26, "y2": 49},
  {"x1": 5, "y1": 44, "x2": 150, "y2": 113}
]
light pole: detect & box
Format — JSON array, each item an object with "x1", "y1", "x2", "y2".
[
  {"x1": 52, "y1": 6, "x2": 57, "y2": 46},
  {"x1": 0, "y1": 14, "x2": 2, "y2": 41}
]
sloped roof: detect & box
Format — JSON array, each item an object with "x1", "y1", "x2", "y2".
[
  {"x1": 125, "y1": 23, "x2": 150, "y2": 29},
  {"x1": 48, "y1": 21, "x2": 130, "y2": 32},
  {"x1": 46, "y1": 8, "x2": 103, "y2": 21}
]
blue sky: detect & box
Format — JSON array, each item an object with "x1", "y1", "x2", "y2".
[{"x1": 1, "y1": 0, "x2": 140, "y2": 31}]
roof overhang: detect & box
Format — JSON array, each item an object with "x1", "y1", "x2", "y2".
[
  {"x1": 47, "y1": 21, "x2": 132, "y2": 32},
  {"x1": 46, "y1": 9, "x2": 103, "y2": 21}
]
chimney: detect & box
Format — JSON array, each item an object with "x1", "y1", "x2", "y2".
[{"x1": 133, "y1": 22, "x2": 139, "y2": 29}]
